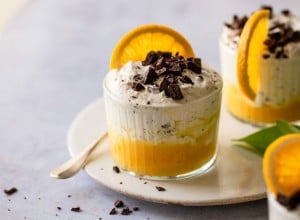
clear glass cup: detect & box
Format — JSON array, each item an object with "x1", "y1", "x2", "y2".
[
  {"x1": 103, "y1": 74, "x2": 222, "y2": 180},
  {"x1": 219, "y1": 38, "x2": 300, "y2": 125}
]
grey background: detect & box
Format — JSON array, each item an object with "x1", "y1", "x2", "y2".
[{"x1": 1, "y1": 0, "x2": 299, "y2": 219}]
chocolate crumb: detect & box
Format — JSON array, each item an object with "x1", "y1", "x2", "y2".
[
  {"x1": 71, "y1": 207, "x2": 81, "y2": 212},
  {"x1": 144, "y1": 181, "x2": 147, "y2": 184},
  {"x1": 57, "y1": 207, "x2": 62, "y2": 210},
  {"x1": 155, "y1": 186, "x2": 166, "y2": 191},
  {"x1": 262, "y1": 53, "x2": 270, "y2": 59},
  {"x1": 4, "y1": 187, "x2": 18, "y2": 195},
  {"x1": 67, "y1": 194, "x2": 72, "y2": 198},
  {"x1": 133, "y1": 207, "x2": 139, "y2": 211},
  {"x1": 114, "y1": 200, "x2": 124, "y2": 208},
  {"x1": 119, "y1": 182, "x2": 123, "y2": 184},
  {"x1": 113, "y1": 166, "x2": 120, "y2": 173},
  {"x1": 121, "y1": 207, "x2": 132, "y2": 215},
  {"x1": 109, "y1": 208, "x2": 118, "y2": 215}
]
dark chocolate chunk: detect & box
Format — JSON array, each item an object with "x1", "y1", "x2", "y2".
[
  {"x1": 187, "y1": 59, "x2": 201, "y2": 74},
  {"x1": 113, "y1": 166, "x2": 120, "y2": 173},
  {"x1": 133, "y1": 207, "x2": 139, "y2": 211},
  {"x1": 109, "y1": 208, "x2": 117, "y2": 215},
  {"x1": 155, "y1": 186, "x2": 166, "y2": 191},
  {"x1": 277, "y1": 190, "x2": 300, "y2": 210},
  {"x1": 4, "y1": 187, "x2": 18, "y2": 195},
  {"x1": 289, "y1": 190, "x2": 300, "y2": 210},
  {"x1": 155, "y1": 67, "x2": 167, "y2": 76},
  {"x1": 168, "y1": 84, "x2": 183, "y2": 100},
  {"x1": 168, "y1": 64, "x2": 182, "y2": 74},
  {"x1": 180, "y1": 75, "x2": 194, "y2": 84},
  {"x1": 281, "y1": 9, "x2": 290, "y2": 16},
  {"x1": 142, "y1": 51, "x2": 158, "y2": 66},
  {"x1": 121, "y1": 207, "x2": 132, "y2": 215},
  {"x1": 144, "y1": 68, "x2": 157, "y2": 84},
  {"x1": 262, "y1": 53, "x2": 270, "y2": 59},
  {"x1": 261, "y1": 5, "x2": 273, "y2": 18},
  {"x1": 114, "y1": 200, "x2": 124, "y2": 208},
  {"x1": 155, "y1": 56, "x2": 165, "y2": 69},
  {"x1": 132, "y1": 82, "x2": 145, "y2": 91},
  {"x1": 71, "y1": 207, "x2": 81, "y2": 212},
  {"x1": 159, "y1": 77, "x2": 170, "y2": 97}
]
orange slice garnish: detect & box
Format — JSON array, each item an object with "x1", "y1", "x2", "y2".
[
  {"x1": 237, "y1": 9, "x2": 269, "y2": 101},
  {"x1": 110, "y1": 24, "x2": 195, "y2": 69},
  {"x1": 263, "y1": 133, "x2": 300, "y2": 196}
]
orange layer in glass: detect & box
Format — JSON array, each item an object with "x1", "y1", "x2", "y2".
[
  {"x1": 108, "y1": 131, "x2": 217, "y2": 177},
  {"x1": 225, "y1": 84, "x2": 300, "y2": 124}
]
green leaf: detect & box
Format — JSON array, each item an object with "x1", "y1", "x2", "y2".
[
  {"x1": 233, "y1": 125, "x2": 282, "y2": 155},
  {"x1": 276, "y1": 120, "x2": 300, "y2": 134},
  {"x1": 233, "y1": 120, "x2": 300, "y2": 156}
]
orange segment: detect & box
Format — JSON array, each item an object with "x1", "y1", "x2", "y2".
[
  {"x1": 237, "y1": 10, "x2": 269, "y2": 101},
  {"x1": 263, "y1": 133, "x2": 300, "y2": 196},
  {"x1": 110, "y1": 24, "x2": 195, "y2": 69}
]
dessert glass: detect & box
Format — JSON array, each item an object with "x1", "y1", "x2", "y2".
[
  {"x1": 219, "y1": 10, "x2": 300, "y2": 125},
  {"x1": 103, "y1": 62, "x2": 222, "y2": 180}
]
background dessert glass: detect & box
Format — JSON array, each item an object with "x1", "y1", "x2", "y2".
[
  {"x1": 103, "y1": 61, "x2": 222, "y2": 180},
  {"x1": 219, "y1": 9, "x2": 300, "y2": 125}
]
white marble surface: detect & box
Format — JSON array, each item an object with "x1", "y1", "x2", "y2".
[{"x1": 1, "y1": 0, "x2": 299, "y2": 219}]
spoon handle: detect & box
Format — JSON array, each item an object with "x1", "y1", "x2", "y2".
[{"x1": 50, "y1": 133, "x2": 108, "y2": 179}]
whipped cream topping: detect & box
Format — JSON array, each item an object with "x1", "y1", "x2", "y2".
[
  {"x1": 221, "y1": 12, "x2": 300, "y2": 57},
  {"x1": 103, "y1": 61, "x2": 222, "y2": 107}
]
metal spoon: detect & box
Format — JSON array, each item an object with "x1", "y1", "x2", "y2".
[{"x1": 50, "y1": 133, "x2": 108, "y2": 179}]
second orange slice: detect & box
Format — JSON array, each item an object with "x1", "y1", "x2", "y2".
[
  {"x1": 237, "y1": 9, "x2": 270, "y2": 101},
  {"x1": 110, "y1": 24, "x2": 195, "y2": 70}
]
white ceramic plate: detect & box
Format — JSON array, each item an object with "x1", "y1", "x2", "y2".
[{"x1": 67, "y1": 98, "x2": 266, "y2": 206}]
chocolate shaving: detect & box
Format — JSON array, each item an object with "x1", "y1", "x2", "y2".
[
  {"x1": 4, "y1": 187, "x2": 18, "y2": 195},
  {"x1": 155, "y1": 186, "x2": 166, "y2": 191},
  {"x1": 70, "y1": 207, "x2": 81, "y2": 212},
  {"x1": 224, "y1": 15, "x2": 248, "y2": 32},
  {"x1": 121, "y1": 207, "x2": 132, "y2": 215},
  {"x1": 109, "y1": 208, "x2": 117, "y2": 215},
  {"x1": 281, "y1": 9, "x2": 290, "y2": 16},
  {"x1": 133, "y1": 207, "x2": 139, "y2": 211},
  {"x1": 112, "y1": 166, "x2": 120, "y2": 173},
  {"x1": 114, "y1": 200, "x2": 124, "y2": 208}
]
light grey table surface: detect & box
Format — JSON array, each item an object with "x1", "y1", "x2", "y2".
[{"x1": 1, "y1": 0, "x2": 299, "y2": 219}]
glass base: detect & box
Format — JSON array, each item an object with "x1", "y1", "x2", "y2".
[{"x1": 120, "y1": 153, "x2": 217, "y2": 181}]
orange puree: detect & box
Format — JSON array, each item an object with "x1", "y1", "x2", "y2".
[
  {"x1": 108, "y1": 131, "x2": 217, "y2": 177},
  {"x1": 226, "y1": 84, "x2": 300, "y2": 124}
]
